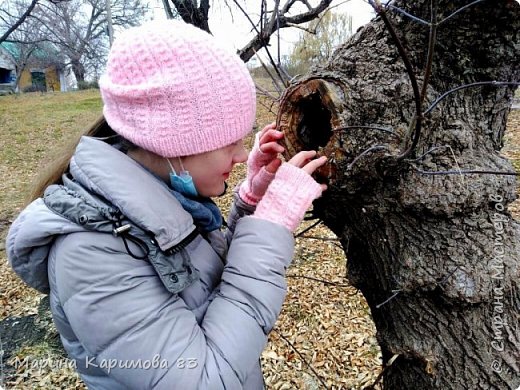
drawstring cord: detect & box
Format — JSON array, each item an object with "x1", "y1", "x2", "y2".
[{"x1": 112, "y1": 220, "x2": 150, "y2": 260}]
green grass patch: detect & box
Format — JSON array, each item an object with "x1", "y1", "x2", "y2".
[{"x1": 0, "y1": 90, "x2": 102, "y2": 213}]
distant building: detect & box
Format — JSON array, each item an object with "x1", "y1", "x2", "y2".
[
  {"x1": 0, "y1": 45, "x2": 16, "y2": 94},
  {"x1": 0, "y1": 43, "x2": 73, "y2": 94}
]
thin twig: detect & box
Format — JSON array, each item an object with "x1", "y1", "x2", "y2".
[
  {"x1": 297, "y1": 235, "x2": 343, "y2": 250},
  {"x1": 287, "y1": 274, "x2": 353, "y2": 288},
  {"x1": 363, "y1": 354, "x2": 400, "y2": 389},
  {"x1": 273, "y1": 329, "x2": 330, "y2": 390},
  {"x1": 437, "y1": 266, "x2": 461, "y2": 286},
  {"x1": 424, "y1": 81, "x2": 520, "y2": 115},
  {"x1": 295, "y1": 219, "x2": 322, "y2": 237},
  {"x1": 297, "y1": 235, "x2": 339, "y2": 242},
  {"x1": 347, "y1": 145, "x2": 389, "y2": 170},
  {"x1": 420, "y1": 0, "x2": 437, "y2": 104},
  {"x1": 368, "y1": 0, "x2": 423, "y2": 161},
  {"x1": 387, "y1": 4, "x2": 429, "y2": 25},
  {"x1": 332, "y1": 125, "x2": 400, "y2": 138},
  {"x1": 255, "y1": 84, "x2": 280, "y2": 101},
  {"x1": 257, "y1": 98, "x2": 278, "y2": 116},
  {"x1": 285, "y1": 22, "x2": 315, "y2": 33},
  {"x1": 375, "y1": 289, "x2": 402, "y2": 309},
  {"x1": 409, "y1": 165, "x2": 520, "y2": 176},
  {"x1": 408, "y1": 145, "x2": 451, "y2": 162},
  {"x1": 253, "y1": 48, "x2": 284, "y2": 95},
  {"x1": 438, "y1": 0, "x2": 488, "y2": 25},
  {"x1": 232, "y1": 0, "x2": 287, "y2": 85}
]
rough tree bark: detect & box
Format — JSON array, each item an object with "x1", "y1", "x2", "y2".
[
  {"x1": 277, "y1": 1, "x2": 520, "y2": 388},
  {"x1": 70, "y1": 58, "x2": 85, "y2": 83}
]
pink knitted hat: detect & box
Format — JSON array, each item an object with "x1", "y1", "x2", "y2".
[{"x1": 99, "y1": 20, "x2": 256, "y2": 157}]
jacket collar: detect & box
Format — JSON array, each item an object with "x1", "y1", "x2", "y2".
[{"x1": 69, "y1": 136, "x2": 195, "y2": 251}]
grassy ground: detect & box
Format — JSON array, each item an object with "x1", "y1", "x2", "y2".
[{"x1": 0, "y1": 88, "x2": 519, "y2": 389}]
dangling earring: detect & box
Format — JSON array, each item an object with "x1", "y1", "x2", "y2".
[{"x1": 167, "y1": 158, "x2": 198, "y2": 197}]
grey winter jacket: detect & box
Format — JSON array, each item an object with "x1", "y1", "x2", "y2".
[{"x1": 6, "y1": 136, "x2": 295, "y2": 389}]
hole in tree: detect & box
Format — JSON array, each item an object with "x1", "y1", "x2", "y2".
[{"x1": 296, "y1": 92, "x2": 333, "y2": 151}]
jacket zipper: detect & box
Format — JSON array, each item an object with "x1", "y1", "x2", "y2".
[{"x1": 164, "y1": 228, "x2": 199, "y2": 255}]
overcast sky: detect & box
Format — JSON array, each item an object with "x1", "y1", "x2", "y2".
[{"x1": 148, "y1": 0, "x2": 375, "y2": 62}]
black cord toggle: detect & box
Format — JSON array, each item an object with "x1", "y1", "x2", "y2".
[{"x1": 112, "y1": 220, "x2": 150, "y2": 261}]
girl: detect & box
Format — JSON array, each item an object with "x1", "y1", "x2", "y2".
[{"x1": 7, "y1": 20, "x2": 326, "y2": 389}]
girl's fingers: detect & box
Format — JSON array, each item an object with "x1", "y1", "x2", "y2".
[
  {"x1": 259, "y1": 122, "x2": 277, "y2": 137},
  {"x1": 301, "y1": 155, "x2": 328, "y2": 175},
  {"x1": 264, "y1": 158, "x2": 282, "y2": 174},
  {"x1": 259, "y1": 129, "x2": 284, "y2": 146},
  {"x1": 260, "y1": 141, "x2": 284, "y2": 154},
  {"x1": 288, "y1": 150, "x2": 317, "y2": 168}
]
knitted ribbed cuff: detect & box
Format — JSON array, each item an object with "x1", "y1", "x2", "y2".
[
  {"x1": 239, "y1": 168, "x2": 276, "y2": 205},
  {"x1": 252, "y1": 163, "x2": 323, "y2": 232}
]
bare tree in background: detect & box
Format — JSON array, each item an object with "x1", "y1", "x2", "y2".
[
  {"x1": 0, "y1": 0, "x2": 62, "y2": 91},
  {"x1": 0, "y1": 0, "x2": 39, "y2": 45},
  {"x1": 163, "y1": 0, "x2": 336, "y2": 62},
  {"x1": 27, "y1": 0, "x2": 147, "y2": 82},
  {"x1": 0, "y1": 0, "x2": 147, "y2": 83},
  {"x1": 286, "y1": 10, "x2": 353, "y2": 75}
]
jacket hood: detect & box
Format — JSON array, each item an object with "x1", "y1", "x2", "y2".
[
  {"x1": 6, "y1": 136, "x2": 196, "y2": 293},
  {"x1": 6, "y1": 198, "x2": 86, "y2": 293}
]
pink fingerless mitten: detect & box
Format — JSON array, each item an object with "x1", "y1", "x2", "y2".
[
  {"x1": 239, "y1": 132, "x2": 276, "y2": 205},
  {"x1": 253, "y1": 163, "x2": 323, "y2": 232}
]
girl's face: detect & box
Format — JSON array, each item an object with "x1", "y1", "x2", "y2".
[{"x1": 176, "y1": 139, "x2": 248, "y2": 197}]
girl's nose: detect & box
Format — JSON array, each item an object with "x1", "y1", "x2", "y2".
[{"x1": 234, "y1": 144, "x2": 248, "y2": 164}]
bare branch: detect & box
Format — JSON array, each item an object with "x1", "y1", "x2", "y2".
[
  {"x1": 0, "y1": 0, "x2": 40, "y2": 45},
  {"x1": 375, "y1": 289, "x2": 402, "y2": 309},
  {"x1": 424, "y1": 81, "x2": 520, "y2": 115},
  {"x1": 253, "y1": 48, "x2": 284, "y2": 94},
  {"x1": 284, "y1": 22, "x2": 315, "y2": 33},
  {"x1": 160, "y1": 0, "x2": 174, "y2": 19},
  {"x1": 294, "y1": 219, "x2": 322, "y2": 237},
  {"x1": 368, "y1": 1, "x2": 422, "y2": 161},
  {"x1": 287, "y1": 274, "x2": 352, "y2": 288},
  {"x1": 409, "y1": 166, "x2": 520, "y2": 177},
  {"x1": 170, "y1": 0, "x2": 210, "y2": 33},
  {"x1": 387, "y1": 4, "x2": 429, "y2": 25},
  {"x1": 347, "y1": 145, "x2": 389, "y2": 171},
  {"x1": 420, "y1": 0, "x2": 437, "y2": 104},
  {"x1": 332, "y1": 125, "x2": 400, "y2": 138},
  {"x1": 237, "y1": 0, "x2": 333, "y2": 62},
  {"x1": 438, "y1": 0, "x2": 487, "y2": 25},
  {"x1": 255, "y1": 84, "x2": 279, "y2": 101},
  {"x1": 281, "y1": 0, "x2": 298, "y2": 14},
  {"x1": 284, "y1": 0, "x2": 333, "y2": 24},
  {"x1": 273, "y1": 329, "x2": 330, "y2": 390}
]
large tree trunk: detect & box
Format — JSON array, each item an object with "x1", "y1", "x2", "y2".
[
  {"x1": 70, "y1": 58, "x2": 85, "y2": 83},
  {"x1": 277, "y1": 1, "x2": 520, "y2": 388}
]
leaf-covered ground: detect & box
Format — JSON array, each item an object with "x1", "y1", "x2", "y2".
[{"x1": 0, "y1": 89, "x2": 518, "y2": 389}]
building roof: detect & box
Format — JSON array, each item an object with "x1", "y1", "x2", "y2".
[{"x1": 0, "y1": 42, "x2": 65, "y2": 69}]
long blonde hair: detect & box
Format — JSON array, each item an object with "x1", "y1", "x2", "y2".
[{"x1": 26, "y1": 115, "x2": 120, "y2": 204}]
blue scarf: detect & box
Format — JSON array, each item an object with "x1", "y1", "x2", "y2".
[
  {"x1": 169, "y1": 189, "x2": 223, "y2": 233},
  {"x1": 114, "y1": 142, "x2": 223, "y2": 233}
]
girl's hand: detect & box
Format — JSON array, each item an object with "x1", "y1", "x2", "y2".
[
  {"x1": 257, "y1": 122, "x2": 284, "y2": 174},
  {"x1": 287, "y1": 150, "x2": 328, "y2": 192},
  {"x1": 239, "y1": 123, "x2": 285, "y2": 205},
  {"x1": 252, "y1": 151, "x2": 327, "y2": 232}
]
